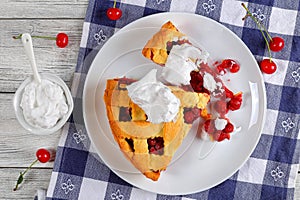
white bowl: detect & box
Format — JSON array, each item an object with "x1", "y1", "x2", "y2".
[{"x1": 13, "y1": 73, "x2": 74, "y2": 135}]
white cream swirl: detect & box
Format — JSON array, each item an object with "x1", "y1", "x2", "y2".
[
  {"x1": 126, "y1": 69, "x2": 180, "y2": 124},
  {"x1": 160, "y1": 43, "x2": 209, "y2": 86},
  {"x1": 20, "y1": 79, "x2": 68, "y2": 129}
]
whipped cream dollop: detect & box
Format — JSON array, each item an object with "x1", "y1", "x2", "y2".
[
  {"x1": 203, "y1": 72, "x2": 224, "y2": 96},
  {"x1": 214, "y1": 117, "x2": 228, "y2": 130},
  {"x1": 126, "y1": 69, "x2": 180, "y2": 124},
  {"x1": 20, "y1": 79, "x2": 68, "y2": 129},
  {"x1": 161, "y1": 43, "x2": 209, "y2": 86}
]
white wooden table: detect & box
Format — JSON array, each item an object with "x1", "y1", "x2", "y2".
[{"x1": 0, "y1": 1, "x2": 299, "y2": 199}]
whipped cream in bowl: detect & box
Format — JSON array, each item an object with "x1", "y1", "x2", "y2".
[{"x1": 14, "y1": 74, "x2": 73, "y2": 135}]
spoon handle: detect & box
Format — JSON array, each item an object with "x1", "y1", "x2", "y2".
[{"x1": 21, "y1": 33, "x2": 41, "y2": 84}]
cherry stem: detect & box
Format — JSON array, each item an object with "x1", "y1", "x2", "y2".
[
  {"x1": 13, "y1": 159, "x2": 38, "y2": 191},
  {"x1": 13, "y1": 34, "x2": 56, "y2": 40},
  {"x1": 241, "y1": 3, "x2": 272, "y2": 61},
  {"x1": 113, "y1": 0, "x2": 117, "y2": 8}
]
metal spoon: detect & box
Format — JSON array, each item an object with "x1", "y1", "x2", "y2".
[{"x1": 21, "y1": 33, "x2": 41, "y2": 84}]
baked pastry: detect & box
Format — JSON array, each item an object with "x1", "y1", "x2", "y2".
[
  {"x1": 103, "y1": 78, "x2": 210, "y2": 181},
  {"x1": 142, "y1": 21, "x2": 210, "y2": 87},
  {"x1": 142, "y1": 21, "x2": 188, "y2": 65}
]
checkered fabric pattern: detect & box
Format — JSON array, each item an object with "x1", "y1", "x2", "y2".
[{"x1": 46, "y1": 0, "x2": 300, "y2": 199}]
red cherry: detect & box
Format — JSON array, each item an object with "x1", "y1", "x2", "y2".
[
  {"x1": 260, "y1": 59, "x2": 277, "y2": 74},
  {"x1": 217, "y1": 59, "x2": 240, "y2": 74},
  {"x1": 147, "y1": 138, "x2": 156, "y2": 146},
  {"x1": 224, "y1": 86, "x2": 234, "y2": 98},
  {"x1": 155, "y1": 143, "x2": 162, "y2": 150},
  {"x1": 217, "y1": 65, "x2": 226, "y2": 74},
  {"x1": 190, "y1": 71, "x2": 203, "y2": 82},
  {"x1": 228, "y1": 99, "x2": 242, "y2": 111},
  {"x1": 229, "y1": 63, "x2": 240, "y2": 73},
  {"x1": 149, "y1": 147, "x2": 156, "y2": 153},
  {"x1": 212, "y1": 130, "x2": 221, "y2": 141},
  {"x1": 107, "y1": 8, "x2": 122, "y2": 20},
  {"x1": 36, "y1": 148, "x2": 51, "y2": 163},
  {"x1": 56, "y1": 33, "x2": 68, "y2": 48},
  {"x1": 233, "y1": 92, "x2": 243, "y2": 101},
  {"x1": 217, "y1": 132, "x2": 230, "y2": 142},
  {"x1": 269, "y1": 37, "x2": 284, "y2": 52},
  {"x1": 223, "y1": 123, "x2": 234, "y2": 133},
  {"x1": 203, "y1": 120, "x2": 211, "y2": 132},
  {"x1": 204, "y1": 119, "x2": 216, "y2": 133}
]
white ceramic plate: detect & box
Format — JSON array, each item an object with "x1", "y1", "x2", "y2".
[{"x1": 83, "y1": 13, "x2": 266, "y2": 195}]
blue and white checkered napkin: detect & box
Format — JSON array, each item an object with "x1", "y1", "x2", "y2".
[{"x1": 46, "y1": 0, "x2": 300, "y2": 199}]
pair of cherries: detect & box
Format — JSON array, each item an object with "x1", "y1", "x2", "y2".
[
  {"x1": 242, "y1": 3, "x2": 284, "y2": 74},
  {"x1": 260, "y1": 37, "x2": 284, "y2": 74}
]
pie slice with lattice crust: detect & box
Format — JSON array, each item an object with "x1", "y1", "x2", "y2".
[
  {"x1": 103, "y1": 78, "x2": 210, "y2": 181},
  {"x1": 142, "y1": 21, "x2": 190, "y2": 65}
]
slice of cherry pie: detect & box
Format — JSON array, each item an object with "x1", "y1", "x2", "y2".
[
  {"x1": 103, "y1": 78, "x2": 210, "y2": 181},
  {"x1": 142, "y1": 21, "x2": 188, "y2": 65},
  {"x1": 142, "y1": 21, "x2": 194, "y2": 66}
]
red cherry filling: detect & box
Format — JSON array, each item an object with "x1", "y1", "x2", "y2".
[
  {"x1": 216, "y1": 59, "x2": 240, "y2": 74},
  {"x1": 125, "y1": 138, "x2": 135, "y2": 152},
  {"x1": 203, "y1": 119, "x2": 234, "y2": 142},
  {"x1": 147, "y1": 137, "x2": 164, "y2": 155},
  {"x1": 119, "y1": 107, "x2": 132, "y2": 121},
  {"x1": 184, "y1": 111, "x2": 195, "y2": 124},
  {"x1": 117, "y1": 78, "x2": 136, "y2": 90},
  {"x1": 214, "y1": 100, "x2": 228, "y2": 116},
  {"x1": 204, "y1": 119, "x2": 215, "y2": 133},
  {"x1": 190, "y1": 71, "x2": 209, "y2": 94},
  {"x1": 224, "y1": 86, "x2": 234, "y2": 98},
  {"x1": 223, "y1": 122, "x2": 234, "y2": 133},
  {"x1": 228, "y1": 99, "x2": 241, "y2": 111},
  {"x1": 217, "y1": 132, "x2": 231, "y2": 142},
  {"x1": 228, "y1": 92, "x2": 243, "y2": 111},
  {"x1": 184, "y1": 107, "x2": 201, "y2": 124}
]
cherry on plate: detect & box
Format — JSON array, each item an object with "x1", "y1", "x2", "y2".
[{"x1": 223, "y1": 123, "x2": 234, "y2": 133}]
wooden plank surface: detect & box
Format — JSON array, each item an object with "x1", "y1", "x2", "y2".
[
  {"x1": 0, "y1": 93, "x2": 61, "y2": 168},
  {"x1": 0, "y1": 0, "x2": 299, "y2": 199},
  {"x1": 0, "y1": 0, "x2": 89, "y2": 19},
  {"x1": 0, "y1": 168, "x2": 53, "y2": 200},
  {"x1": 297, "y1": 176, "x2": 300, "y2": 200},
  {"x1": 0, "y1": 19, "x2": 83, "y2": 92}
]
